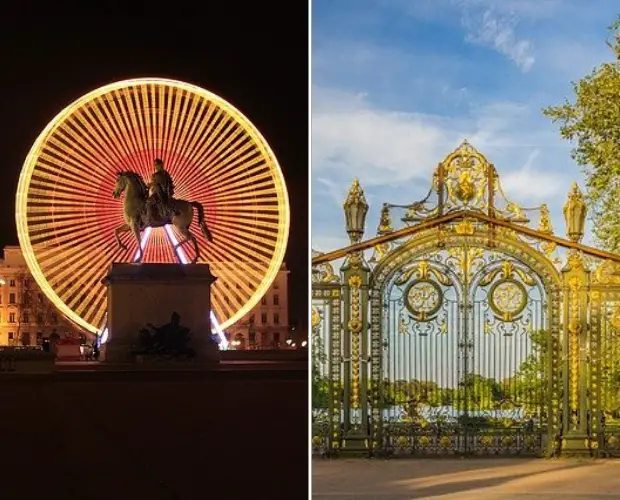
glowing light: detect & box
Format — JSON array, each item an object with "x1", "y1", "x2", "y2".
[
  {"x1": 164, "y1": 225, "x2": 189, "y2": 265},
  {"x1": 134, "y1": 227, "x2": 153, "y2": 262},
  {"x1": 15, "y1": 78, "x2": 290, "y2": 335},
  {"x1": 100, "y1": 327, "x2": 109, "y2": 344},
  {"x1": 164, "y1": 224, "x2": 229, "y2": 350},
  {"x1": 210, "y1": 311, "x2": 229, "y2": 350}
]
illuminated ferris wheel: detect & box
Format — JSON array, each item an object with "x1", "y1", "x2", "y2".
[{"x1": 15, "y1": 78, "x2": 290, "y2": 339}]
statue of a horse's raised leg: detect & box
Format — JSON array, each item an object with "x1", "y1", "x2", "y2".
[
  {"x1": 132, "y1": 224, "x2": 143, "y2": 263},
  {"x1": 170, "y1": 200, "x2": 213, "y2": 264},
  {"x1": 173, "y1": 226, "x2": 200, "y2": 264},
  {"x1": 114, "y1": 223, "x2": 130, "y2": 250}
]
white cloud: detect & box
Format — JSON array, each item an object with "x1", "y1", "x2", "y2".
[
  {"x1": 311, "y1": 87, "x2": 576, "y2": 257},
  {"x1": 311, "y1": 235, "x2": 351, "y2": 255},
  {"x1": 312, "y1": 104, "x2": 457, "y2": 186},
  {"x1": 500, "y1": 150, "x2": 564, "y2": 200},
  {"x1": 456, "y1": 0, "x2": 561, "y2": 19},
  {"x1": 461, "y1": 7, "x2": 535, "y2": 72},
  {"x1": 312, "y1": 87, "x2": 565, "y2": 196},
  {"x1": 316, "y1": 177, "x2": 348, "y2": 207}
]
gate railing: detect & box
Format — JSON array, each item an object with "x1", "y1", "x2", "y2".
[{"x1": 311, "y1": 143, "x2": 620, "y2": 459}]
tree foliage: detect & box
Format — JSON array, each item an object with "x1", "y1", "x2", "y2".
[
  {"x1": 312, "y1": 328, "x2": 330, "y2": 410},
  {"x1": 543, "y1": 17, "x2": 620, "y2": 250}
]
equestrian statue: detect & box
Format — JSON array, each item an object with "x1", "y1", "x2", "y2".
[{"x1": 112, "y1": 158, "x2": 213, "y2": 264}]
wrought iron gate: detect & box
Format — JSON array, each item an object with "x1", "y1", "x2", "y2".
[
  {"x1": 375, "y1": 241, "x2": 558, "y2": 456},
  {"x1": 312, "y1": 141, "x2": 620, "y2": 459}
]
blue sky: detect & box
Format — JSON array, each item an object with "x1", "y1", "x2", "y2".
[{"x1": 312, "y1": 0, "x2": 620, "y2": 253}]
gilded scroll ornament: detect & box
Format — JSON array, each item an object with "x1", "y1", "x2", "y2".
[
  {"x1": 348, "y1": 274, "x2": 363, "y2": 409},
  {"x1": 404, "y1": 279, "x2": 443, "y2": 321},
  {"x1": 567, "y1": 274, "x2": 581, "y2": 427},
  {"x1": 312, "y1": 306, "x2": 322, "y2": 329}
]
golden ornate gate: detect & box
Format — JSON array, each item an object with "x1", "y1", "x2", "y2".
[{"x1": 312, "y1": 141, "x2": 620, "y2": 458}]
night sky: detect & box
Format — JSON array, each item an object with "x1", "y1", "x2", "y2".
[{"x1": 0, "y1": 11, "x2": 309, "y2": 327}]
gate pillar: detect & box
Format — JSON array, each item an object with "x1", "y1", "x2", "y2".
[
  {"x1": 561, "y1": 251, "x2": 592, "y2": 455},
  {"x1": 341, "y1": 179, "x2": 372, "y2": 453},
  {"x1": 341, "y1": 252, "x2": 371, "y2": 451}
]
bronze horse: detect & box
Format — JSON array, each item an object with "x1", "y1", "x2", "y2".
[{"x1": 112, "y1": 171, "x2": 213, "y2": 263}]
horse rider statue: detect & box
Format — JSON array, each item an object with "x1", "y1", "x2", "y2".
[{"x1": 146, "y1": 158, "x2": 175, "y2": 223}]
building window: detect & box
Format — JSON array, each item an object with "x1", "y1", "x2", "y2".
[
  {"x1": 9, "y1": 313, "x2": 15, "y2": 323},
  {"x1": 274, "y1": 332, "x2": 280, "y2": 345},
  {"x1": 261, "y1": 297, "x2": 267, "y2": 306},
  {"x1": 22, "y1": 332, "x2": 30, "y2": 345},
  {"x1": 9, "y1": 293, "x2": 15, "y2": 304},
  {"x1": 24, "y1": 279, "x2": 30, "y2": 288},
  {"x1": 249, "y1": 315, "x2": 255, "y2": 324},
  {"x1": 8, "y1": 332, "x2": 13, "y2": 340},
  {"x1": 261, "y1": 313, "x2": 267, "y2": 324},
  {"x1": 274, "y1": 294, "x2": 279, "y2": 306},
  {"x1": 38, "y1": 293, "x2": 44, "y2": 303},
  {"x1": 37, "y1": 313, "x2": 43, "y2": 324},
  {"x1": 274, "y1": 282, "x2": 279, "y2": 289},
  {"x1": 51, "y1": 314, "x2": 58, "y2": 324},
  {"x1": 9, "y1": 279, "x2": 15, "y2": 287},
  {"x1": 274, "y1": 313, "x2": 280, "y2": 324},
  {"x1": 23, "y1": 311, "x2": 29, "y2": 323}
]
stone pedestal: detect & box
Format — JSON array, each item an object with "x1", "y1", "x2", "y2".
[{"x1": 102, "y1": 263, "x2": 219, "y2": 363}]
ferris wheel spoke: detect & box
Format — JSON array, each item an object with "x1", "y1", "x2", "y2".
[
  {"x1": 174, "y1": 102, "x2": 210, "y2": 166},
  {"x1": 98, "y1": 98, "x2": 143, "y2": 172},
  {"x1": 69, "y1": 111, "x2": 126, "y2": 167},
  {"x1": 17, "y1": 78, "x2": 289, "y2": 334}
]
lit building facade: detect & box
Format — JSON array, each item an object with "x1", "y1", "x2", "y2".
[
  {"x1": 0, "y1": 246, "x2": 84, "y2": 346},
  {"x1": 226, "y1": 264, "x2": 290, "y2": 349}
]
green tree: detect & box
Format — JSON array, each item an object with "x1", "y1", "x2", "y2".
[
  {"x1": 311, "y1": 329, "x2": 330, "y2": 410},
  {"x1": 543, "y1": 17, "x2": 620, "y2": 250},
  {"x1": 457, "y1": 373, "x2": 504, "y2": 411},
  {"x1": 512, "y1": 329, "x2": 548, "y2": 414}
]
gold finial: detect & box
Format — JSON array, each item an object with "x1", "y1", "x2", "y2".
[
  {"x1": 563, "y1": 182, "x2": 587, "y2": 243},
  {"x1": 377, "y1": 204, "x2": 393, "y2": 234},
  {"x1": 343, "y1": 178, "x2": 369, "y2": 244},
  {"x1": 344, "y1": 178, "x2": 367, "y2": 207},
  {"x1": 538, "y1": 204, "x2": 553, "y2": 234}
]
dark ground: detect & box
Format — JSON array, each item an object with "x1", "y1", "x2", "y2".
[{"x1": 0, "y1": 365, "x2": 308, "y2": 499}]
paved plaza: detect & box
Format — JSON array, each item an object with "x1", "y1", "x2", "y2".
[
  {"x1": 313, "y1": 458, "x2": 620, "y2": 499},
  {"x1": 0, "y1": 367, "x2": 307, "y2": 499}
]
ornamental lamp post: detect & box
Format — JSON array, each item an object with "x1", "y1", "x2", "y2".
[
  {"x1": 343, "y1": 178, "x2": 369, "y2": 245},
  {"x1": 563, "y1": 182, "x2": 587, "y2": 243}
]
